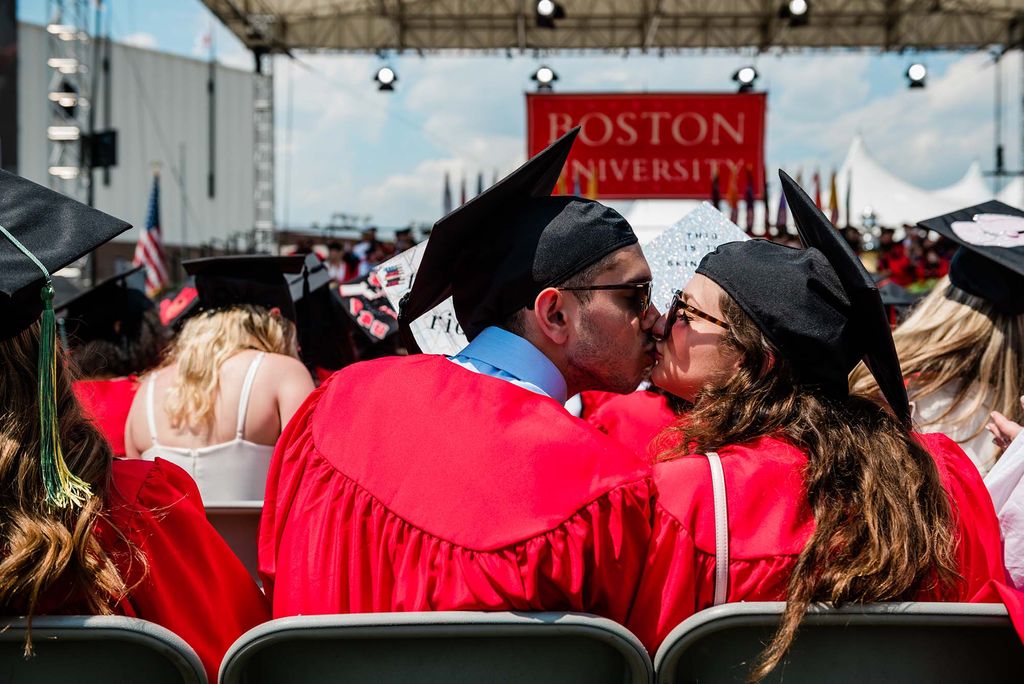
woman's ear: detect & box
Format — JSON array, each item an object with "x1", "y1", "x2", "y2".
[
  {"x1": 757, "y1": 349, "x2": 775, "y2": 378},
  {"x1": 531, "y1": 288, "x2": 571, "y2": 345},
  {"x1": 268, "y1": 306, "x2": 283, "y2": 318}
]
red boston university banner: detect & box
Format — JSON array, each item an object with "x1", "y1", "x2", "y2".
[{"x1": 526, "y1": 92, "x2": 766, "y2": 200}]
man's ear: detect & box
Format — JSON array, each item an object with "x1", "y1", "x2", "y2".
[{"x1": 530, "y1": 287, "x2": 571, "y2": 345}]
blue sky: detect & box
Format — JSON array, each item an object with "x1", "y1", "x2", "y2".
[{"x1": 18, "y1": 0, "x2": 1020, "y2": 228}]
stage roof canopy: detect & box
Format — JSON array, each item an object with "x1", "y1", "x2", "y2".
[{"x1": 202, "y1": 1, "x2": 1024, "y2": 55}]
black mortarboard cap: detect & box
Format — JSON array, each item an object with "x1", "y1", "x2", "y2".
[
  {"x1": 286, "y1": 252, "x2": 353, "y2": 369},
  {"x1": 0, "y1": 170, "x2": 132, "y2": 339},
  {"x1": 55, "y1": 265, "x2": 154, "y2": 345},
  {"x1": 399, "y1": 127, "x2": 638, "y2": 352},
  {"x1": 183, "y1": 255, "x2": 305, "y2": 321},
  {"x1": 158, "y1": 277, "x2": 199, "y2": 329},
  {"x1": 697, "y1": 240, "x2": 856, "y2": 391},
  {"x1": 288, "y1": 252, "x2": 332, "y2": 301},
  {"x1": 696, "y1": 171, "x2": 911, "y2": 424},
  {"x1": 872, "y1": 274, "x2": 920, "y2": 308},
  {"x1": 781, "y1": 170, "x2": 911, "y2": 424},
  {"x1": 51, "y1": 275, "x2": 82, "y2": 306},
  {"x1": 916, "y1": 200, "x2": 1024, "y2": 314}
]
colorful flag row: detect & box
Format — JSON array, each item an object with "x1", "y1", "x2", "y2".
[
  {"x1": 712, "y1": 167, "x2": 847, "y2": 233},
  {"x1": 442, "y1": 170, "x2": 501, "y2": 215}
]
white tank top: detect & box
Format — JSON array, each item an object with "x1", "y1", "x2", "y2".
[{"x1": 140, "y1": 352, "x2": 275, "y2": 502}]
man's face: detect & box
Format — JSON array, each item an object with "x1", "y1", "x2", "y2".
[{"x1": 564, "y1": 244, "x2": 660, "y2": 394}]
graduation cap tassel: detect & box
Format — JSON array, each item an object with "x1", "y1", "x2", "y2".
[
  {"x1": 0, "y1": 224, "x2": 91, "y2": 509},
  {"x1": 38, "y1": 283, "x2": 91, "y2": 509}
]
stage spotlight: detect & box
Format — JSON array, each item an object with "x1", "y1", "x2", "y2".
[
  {"x1": 906, "y1": 63, "x2": 927, "y2": 88},
  {"x1": 536, "y1": 0, "x2": 566, "y2": 29},
  {"x1": 732, "y1": 66, "x2": 759, "y2": 92},
  {"x1": 780, "y1": 0, "x2": 810, "y2": 27},
  {"x1": 532, "y1": 65, "x2": 558, "y2": 92},
  {"x1": 374, "y1": 66, "x2": 397, "y2": 91}
]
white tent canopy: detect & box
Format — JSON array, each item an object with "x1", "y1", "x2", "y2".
[
  {"x1": 998, "y1": 177, "x2": 1024, "y2": 207},
  {"x1": 835, "y1": 135, "x2": 977, "y2": 229},
  {"x1": 935, "y1": 161, "x2": 992, "y2": 206}
]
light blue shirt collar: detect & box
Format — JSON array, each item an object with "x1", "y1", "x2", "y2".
[{"x1": 449, "y1": 326, "x2": 568, "y2": 403}]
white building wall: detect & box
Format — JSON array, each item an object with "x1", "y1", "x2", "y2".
[{"x1": 17, "y1": 22, "x2": 255, "y2": 248}]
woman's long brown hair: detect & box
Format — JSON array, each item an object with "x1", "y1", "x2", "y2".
[
  {"x1": 660, "y1": 295, "x2": 960, "y2": 681},
  {"x1": 0, "y1": 323, "x2": 137, "y2": 653}
]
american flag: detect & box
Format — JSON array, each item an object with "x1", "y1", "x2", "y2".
[{"x1": 134, "y1": 171, "x2": 169, "y2": 296}]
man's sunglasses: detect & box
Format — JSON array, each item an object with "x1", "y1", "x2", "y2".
[
  {"x1": 558, "y1": 281, "x2": 653, "y2": 319},
  {"x1": 662, "y1": 289, "x2": 730, "y2": 336}
]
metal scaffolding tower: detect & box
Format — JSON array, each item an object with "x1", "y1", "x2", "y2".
[
  {"x1": 252, "y1": 50, "x2": 276, "y2": 253},
  {"x1": 45, "y1": 0, "x2": 90, "y2": 201}
]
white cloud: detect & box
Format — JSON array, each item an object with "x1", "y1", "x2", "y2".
[
  {"x1": 217, "y1": 46, "x2": 253, "y2": 71},
  {"x1": 786, "y1": 52, "x2": 999, "y2": 188},
  {"x1": 122, "y1": 32, "x2": 158, "y2": 50}
]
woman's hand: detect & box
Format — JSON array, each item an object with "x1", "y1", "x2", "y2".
[{"x1": 987, "y1": 396, "x2": 1024, "y2": 449}]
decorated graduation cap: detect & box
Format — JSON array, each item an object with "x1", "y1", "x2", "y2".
[
  {"x1": 158, "y1": 277, "x2": 199, "y2": 329},
  {"x1": 288, "y1": 252, "x2": 332, "y2": 302},
  {"x1": 287, "y1": 252, "x2": 355, "y2": 370},
  {"x1": 0, "y1": 169, "x2": 132, "y2": 508},
  {"x1": 916, "y1": 200, "x2": 1024, "y2": 314},
  {"x1": 696, "y1": 170, "x2": 911, "y2": 424},
  {"x1": 399, "y1": 127, "x2": 638, "y2": 352},
  {"x1": 183, "y1": 254, "x2": 305, "y2": 321},
  {"x1": 55, "y1": 265, "x2": 153, "y2": 345}
]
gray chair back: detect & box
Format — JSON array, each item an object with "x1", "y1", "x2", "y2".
[
  {"x1": 0, "y1": 615, "x2": 206, "y2": 683},
  {"x1": 655, "y1": 601, "x2": 1024, "y2": 683},
  {"x1": 205, "y1": 500, "x2": 262, "y2": 582},
  {"x1": 220, "y1": 611, "x2": 653, "y2": 684}
]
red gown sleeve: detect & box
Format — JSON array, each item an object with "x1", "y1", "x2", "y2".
[
  {"x1": 916, "y1": 433, "x2": 1007, "y2": 596},
  {"x1": 523, "y1": 479, "x2": 654, "y2": 624},
  {"x1": 73, "y1": 378, "x2": 138, "y2": 457},
  {"x1": 109, "y1": 459, "x2": 269, "y2": 682},
  {"x1": 626, "y1": 505, "x2": 704, "y2": 653}
]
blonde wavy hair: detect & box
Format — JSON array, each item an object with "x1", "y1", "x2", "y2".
[
  {"x1": 0, "y1": 323, "x2": 141, "y2": 654},
  {"x1": 851, "y1": 276, "x2": 1024, "y2": 441},
  {"x1": 162, "y1": 305, "x2": 299, "y2": 434}
]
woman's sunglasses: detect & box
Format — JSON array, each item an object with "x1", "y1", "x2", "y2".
[
  {"x1": 661, "y1": 289, "x2": 730, "y2": 337},
  {"x1": 559, "y1": 281, "x2": 653, "y2": 319}
]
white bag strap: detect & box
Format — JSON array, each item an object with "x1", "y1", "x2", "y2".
[
  {"x1": 235, "y1": 352, "x2": 266, "y2": 439},
  {"x1": 145, "y1": 374, "x2": 160, "y2": 447},
  {"x1": 705, "y1": 451, "x2": 729, "y2": 606}
]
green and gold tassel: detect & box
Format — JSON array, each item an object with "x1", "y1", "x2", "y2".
[
  {"x1": 0, "y1": 224, "x2": 91, "y2": 509},
  {"x1": 37, "y1": 282, "x2": 91, "y2": 508}
]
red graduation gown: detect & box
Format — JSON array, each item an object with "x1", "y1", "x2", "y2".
[
  {"x1": 577, "y1": 390, "x2": 622, "y2": 420},
  {"x1": 259, "y1": 355, "x2": 653, "y2": 622},
  {"x1": 586, "y1": 390, "x2": 678, "y2": 458},
  {"x1": 73, "y1": 377, "x2": 138, "y2": 458},
  {"x1": 48, "y1": 458, "x2": 269, "y2": 682},
  {"x1": 627, "y1": 432, "x2": 1007, "y2": 654}
]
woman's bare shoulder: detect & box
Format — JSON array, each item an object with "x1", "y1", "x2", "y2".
[
  {"x1": 257, "y1": 353, "x2": 315, "y2": 390},
  {"x1": 259, "y1": 352, "x2": 308, "y2": 374}
]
